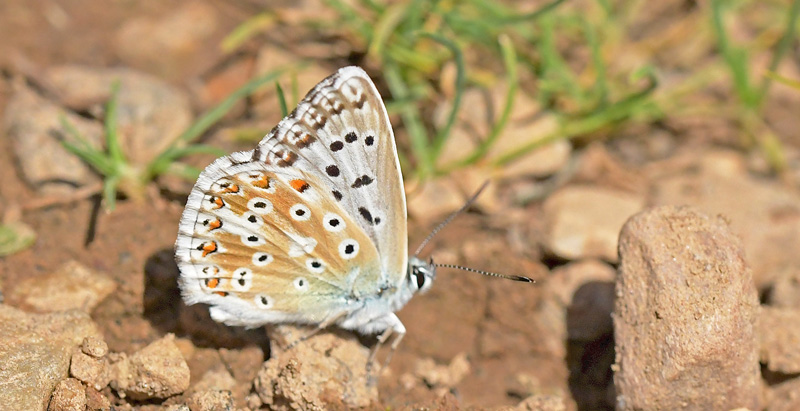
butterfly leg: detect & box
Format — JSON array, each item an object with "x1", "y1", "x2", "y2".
[
  {"x1": 286, "y1": 310, "x2": 348, "y2": 350},
  {"x1": 365, "y1": 313, "x2": 406, "y2": 374}
]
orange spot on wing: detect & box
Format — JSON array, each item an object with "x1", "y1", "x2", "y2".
[
  {"x1": 290, "y1": 179, "x2": 310, "y2": 193},
  {"x1": 210, "y1": 196, "x2": 225, "y2": 209},
  {"x1": 208, "y1": 219, "x2": 222, "y2": 230},
  {"x1": 214, "y1": 291, "x2": 228, "y2": 297},
  {"x1": 252, "y1": 175, "x2": 271, "y2": 189},
  {"x1": 205, "y1": 278, "x2": 219, "y2": 288},
  {"x1": 223, "y1": 183, "x2": 240, "y2": 194},
  {"x1": 201, "y1": 241, "x2": 218, "y2": 257}
]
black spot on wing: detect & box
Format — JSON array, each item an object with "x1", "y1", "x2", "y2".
[
  {"x1": 358, "y1": 207, "x2": 375, "y2": 225},
  {"x1": 351, "y1": 175, "x2": 374, "y2": 188},
  {"x1": 326, "y1": 165, "x2": 340, "y2": 177},
  {"x1": 345, "y1": 132, "x2": 357, "y2": 143}
]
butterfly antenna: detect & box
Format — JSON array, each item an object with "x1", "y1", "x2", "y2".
[
  {"x1": 413, "y1": 181, "x2": 490, "y2": 257},
  {"x1": 434, "y1": 263, "x2": 534, "y2": 283}
]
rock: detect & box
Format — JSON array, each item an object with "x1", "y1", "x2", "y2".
[
  {"x1": 651, "y1": 150, "x2": 800, "y2": 289},
  {"x1": 767, "y1": 377, "x2": 800, "y2": 411},
  {"x1": 81, "y1": 336, "x2": 109, "y2": 358},
  {"x1": 187, "y1": 367, "x2": 240, "y2": 407},
  {"x1": 528, "y1": 261, "x2": 615, "y2": 359},
  {"x1": 48, "y1": 378, "x2": 86, "y2": 411},
  {"x1": 11, "y1": 260, "x2": 116, "y2": 313},
  {"x1": 0, "y1": 306, "x2": 101, "y2": 411},
  {"x1": 543, "y1": 186, "x2": 644, "y2": 262},
  {"x1": 218, "y1": 346, "x2": 263, "y2": 383},
  {"x1": 769, "y1": 268, "x2": 800, "y2": 308},
  {"x1": 114, "y1": 3, "x2": 221, "y2": 81},
  {"x1": 573, "y1": 143, "x2": 647, "y2": 193},
  {"x1": 84, "y1": 387, "x2": 111, "y2": 410},
  {"x1": 185, "y1": 390, "x2": 234, "y2": 411},
  {"x1": 566, "y1": 280, "x2": 615, "y2": 342},
  {"x1": 110, "y1": 333, "x2": 190, "y2": 400},
  {"x1": 4, "y1": 83, "x2": 103, "y2": 194},
  {"x1": 411, "y1": 352, "x2": 471, "y2": 389},
  {"x1": 253, "y1": 325, "x2": 376, "y2": 410},
  {"x1": 515, "y1": 394, "x2": 567, "y2": 411},
  {"x1": 407, "y1": 177, "x2": 472, "y2": 222},
  {"x1": 759, "y1": 307, "x2": 800, "y2": 373},
  {"x1": 486, "y1": 101, "x2": 570, "y2": 179},
  {"x1": 613, "y1": 206, "x2": 760, "y2": 410},
  {"x1": 407, "y1": 172, "x2": 500, "y2": 223},
  {"x1": 70, "y1": 350, "x2": 110, "y2": 390},
  {"x1": 44, "y1": 65, "x2": 193, "y2": 165}
]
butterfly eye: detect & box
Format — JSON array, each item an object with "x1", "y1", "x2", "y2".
[{"x1": 414, "y1": 270, "x2": 426, "y2": 290}]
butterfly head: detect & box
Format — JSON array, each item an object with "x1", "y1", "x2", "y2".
[{"x1": 408, "y1": 256, "x2": 436, "y2": 295}]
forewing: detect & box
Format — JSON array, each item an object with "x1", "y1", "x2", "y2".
[{"x1": 253, "y1": 66, "x2": 408, "y2": 285}]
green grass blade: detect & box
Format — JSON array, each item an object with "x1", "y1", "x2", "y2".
[
  {"x1": 165, "y1": 162, "x2": 204, "y2": 181},
  {"x1": 0, "y1": 221, "x2": 37, "y2": 256},
  {"x1": 61, "y1": 139, "x2": 115, "y2": 176},
  {"x1": 104, "y1": 81, "x2": 126, "y2": 165},
  {"x1": 583, "y1": 15, "x2": 608, "y2": 107},
  {"x1": 323, "y1": 0, "x2": 374, "y2": 40},
  {"x1": 711, "y1": 0, "x2": 758, "y2": 108},
  {"x1": 384, "y1": 62, "x2": 433, "y2": 177},
  {"x1": 494, "y1": 69, "x2": 657, "y2": 165},
  {"x1": 766, "y1": 71, "x2": 800, "y2": 90},
  {"x1": 485, "y1": 0, "x2": 566, "y2": 24},
  {"x1": 359, "y1": 0, "x2": 386, "y2": 13},
  {"x1": 221, "y1": 13, "x2": 277, "y2": 52},
  {"x1": 417, "y1": 32, "x2": 465, "y2": 161},
  {"x1": 276, "y1": 81, "x2": 288, "y2": 117},
  {"x1": 102, "y1": 174, "x2": 120, "y2": 211},
  {"x1": 177, "y1": 67, "x2": 289, "y2": 145},
  {"x1": 760, "y1": 0, "x2": 800, "y2": 98},
  {"x1": 368, "y1": 3, "x2": 409, "y2": 63},
  {"x1": 448, "y1": 34, "x2": 518, "y2": 169},
  {"x1": 537, "y1": 16, "x2": 583, "y2": 103},
  {"x1": 146, "y1": 67, "x2": 290, "y2": 180},
  {"x1": 148, "y1": 144, "x2": 228, "y2": 179},
  {"x1": 59, "y1": 115, "x2": 90, "y2": 145}
]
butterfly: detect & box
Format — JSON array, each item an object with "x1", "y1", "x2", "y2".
[{"x1": 174, "y1": 66, "x2": 530, "y2": 365}]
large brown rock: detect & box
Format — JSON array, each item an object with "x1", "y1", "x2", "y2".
[
  {"x1": 613, "y1": 206, "x2": 760, "y2": 410},
  {"x1": 253, "y1": 325, "x2": 377, "y2": 410},
  {"x1": 109, "y1": 333, "x2": 190, "y2": 400},
  {"x1": 0, "y1": 306, "x2": 101, "y2": 411}
]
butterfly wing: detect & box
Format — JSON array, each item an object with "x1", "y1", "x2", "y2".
[
  {"x1": 175, "y1": 67, "x2": 408, "y2": 328},
  {"x1": 175, "y1": 150, "x2": 385, "y2": 327},
  {"x1": 253, "y1": 67, "x2": 408, "y2": 287}
]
